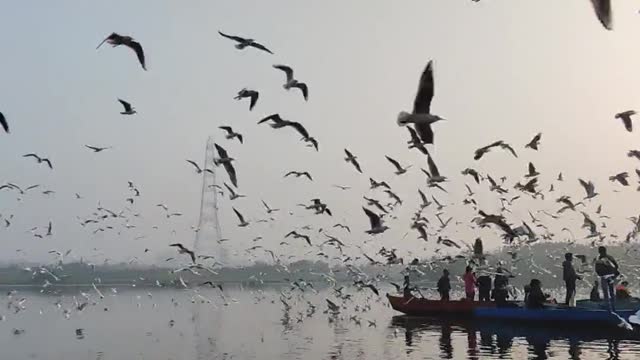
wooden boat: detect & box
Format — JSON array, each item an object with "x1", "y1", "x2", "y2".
[
  {"x1": 386, "y1": 294, "x2": 495, "y2": 316},
  {"x1": 474, "y1": 305, "x2": 637, "y2": 326}
]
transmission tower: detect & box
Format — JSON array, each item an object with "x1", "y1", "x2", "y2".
[{"x1": 194, "y1": 137, "x2": 227, "y2": 263}]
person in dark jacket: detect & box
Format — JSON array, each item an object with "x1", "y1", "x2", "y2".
[
  {"x1": 437, "y1": 269, "x2": 451, "y2": 301},
  {"x1": 492, "y1": 284, "x2": 509, "y2": 307},
  {"x1": 590, "y1": 280, "x2": 601, "y2": 301},
  {"x1": 403, "y1": 275, "x2": 413, "y2": 299},
  {"x1": 562, "y1": 253, "x2": 581, "y2": 306},
  {"x1": 526, "y1": 279, "x2": 548, "y2": 309},
  {"x1": 477, "y1": 275, "x2": 492, "y2": 302},
  {"x1": 595, "y1": 246, "x2": 619, "y2": 311}
]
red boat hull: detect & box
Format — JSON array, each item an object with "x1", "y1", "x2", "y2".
[{"x1": 387, "y1": 294, "x2": 495, "y2": 316}]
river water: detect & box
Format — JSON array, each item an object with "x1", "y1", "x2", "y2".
[{"x1": 0, "y1": 285, "x2": 638, "y2": 359}]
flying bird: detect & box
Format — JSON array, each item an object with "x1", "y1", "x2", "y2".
[
  {"x1": 273, "y1": 65, "x2": 308, "y2": 101},
  {"x1": 169, "y1": 243, "x2": 196, "y2": 263},
  {"x1": 186, "y1": 160, "x2": 213, "y2": 174},
  {"x1": 344, "y1": 149, "x2": 362, "y2": 173},
  {"x1": 218, "y1": 31, "x2": 273, "y2": 54},
  {"x1": 234, "y1": 88, "x2": 259, "y2": 111},
  {"x1": 363, "y1": 207, "x2": 389, "y2": 234},
  {"x1": 233, "y1": 207, "x2": 249, "y2": 227},
  {"x1": 262, "y1": 200, "x2": 279, "y2": 214},
  {"x1": 579, "y1": 179, "x2": 598, "y2": 199},
  {"x1": 284, "y1": 171, "x2": 313, "y2": 181},
  {"x1": 218, "y1": 126, "x2": 243, "y2": 144},
  {"x1": 84, "y1": 145, "x2": 111, "y2": 152},
  {"x1": 117, "y1": 99, "x2": 136, "y2": 115},
  {"x1": 590, "y1": 0, "x2": 612, "y2": 30},
  {"x1": 23, "y1": 154, "x2": 52, "y2": 169},
  {"x1": 461, "y1": 168, "x2": 481, "y2": 184},
  {"x1": 214, "y1": 144, "x2": 237, "y2": 187},
  {"x1": 405, "y1": 126, "x2": 429, "y2": 155},
  {"x1": 615, "y1": 110, "x2": 636, "y2": 132},
  {"x1": 369, "y1": 178, "x2": 390, "y2": 190},
  {"x1": 285, "y1": 230, "x2": 312, "y2": 246},
  {"x1": 258, "y1": 114, "x2": 310, "y2": 139},
  {"x1": 609, "y1": 172, "x2": 629, "y2": 186},
  {"x1": 224, "y1": 183, "x2": 245, "y2": 200},
  {"x1": 97, "y1": 32, "x2": 146, "y2": 70},
  {"x1": 396, "y1": 60, "x2": 445, "y2": 144},
  {"x1": 525, "y1": 133, "x2": 542, "y2": 150},
  {"x1": 525, "y1": 162, "x2": 539, "y2": 178},
  {"x1": 385, "y1": 156, "x2": 410, "y2": 175},
  {"x1": 0, "y1": 112, "x2": 8, "y2": 133}
]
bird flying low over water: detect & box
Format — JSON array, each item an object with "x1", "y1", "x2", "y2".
[
  {"x1": 234, "y1": 88, "x2": 259, "y2": 111},
  {"x1": 218, "y1": 31, "x2": 273, "y2": 54},
  {"x1": 97, "y1": 32, "x2": 146, "y2": 70},
  {"x1": 218, "y1": 126, "x2": 243, "y2": 144},
  {"x1": 616, "y1": 110, "x2": 636, "y2": 132},
  {"x1": 117, "y1": 99, "x2": 136, "y2": 115},
  {"x1": 169, "y1": 243, "x2": 196, "y2": 263},
  {"x1": 0, "y1": 112, "x2": 8, "y2": 133},
  {"x1": 397, "y1": 60, "x2": 445, "y2": 144},
  {"x1": 590, "y1": 0, "x2": 612, "y2": 30},
  {"x1": 273, "y1": 65, "x2": 308, "y2": 101},
  {"x1": 363, "y1": 207, "x2": 389, "y2": 235},
  {"x1": 23, "y1": 154, "x2": 52, "y2": 169}
]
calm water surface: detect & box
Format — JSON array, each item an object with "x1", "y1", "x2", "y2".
[{"x1": 0, "y1": 285, "x2": 638, "y2": 359}]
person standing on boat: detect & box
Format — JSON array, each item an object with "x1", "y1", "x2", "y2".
[
  {"x1": 437, "y1": 269, "x2": 451, "y2": 301},
  {"x1": 463, "y1": 266, "x2": 477, "y2": 301},
  {"x1": 562, "y1": 253, "x2": 581, "y2": 307},
  {"x1": 477, "y1": 274, "x2": 492, "y2": 302},
  {"x1": 403, "y1": 275, "x2": 414, "y2": 300},
  {"x1": 590, "y1": 280, "x2": 601, "y2": 301},
  {"x1": 595, "y1": 246, "x2": 619, "y2": 311}
]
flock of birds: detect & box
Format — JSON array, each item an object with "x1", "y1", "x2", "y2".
[{"x1": 3, "y1": 0, "x2": 640, "y2": 352}]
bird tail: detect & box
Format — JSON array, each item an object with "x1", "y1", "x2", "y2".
[{"x1": 396, "y1": 111, "x2": 411, "y2": 126}]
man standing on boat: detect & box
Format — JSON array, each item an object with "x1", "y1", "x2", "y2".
[
  {"x1": 463, "y1": 266, "x2": 477, "y2": 301},
  {"x1": 595, "y1": 246, "x2": 619, "y2": 311},
  {"x1": 562, "y1": 253, "x2": 581, "y2": 307},
  {"x1": 437, "y1": 269, "x2": 451, "y2": 301}
]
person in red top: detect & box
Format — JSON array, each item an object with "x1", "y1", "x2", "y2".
[{"x1": 463, "y1": 266, "x2": 477, "y2": 301}]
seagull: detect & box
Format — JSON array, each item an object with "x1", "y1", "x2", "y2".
[
  {"x1": 425, "y1": 152, "x2": 446, "y2": 184},
  {"x1": 363, "y1": 207, "x2": 389, "y2": 234},
  {"x1": 224, "y1": 183, "x2": 245, "y2": 200},
  {"x1": 218, "y1": 126, "x2": 243, "y2": 144},
  {"x1": 461, "y1": 168, "x2": 481, "y2": 184},
  {"x1": 384, "y1": 189, "x2": 402, "y2": 206},
  {"x1": 475, "y1": 141, "x2": 517, "y2": 160},
  {"x1": 369, "y1": 178, "x2": 390, "y2": 190},
  {"x1": 385, "y1": 156, "x2": 410, "y2": 175},
  {"x1": 0, "y1": 112, "x2": 8, "y2": 133},
  {"x1": 285, "y1": 230, "x2": 312, "y2": 246},
  {"x1": 234, "y1": 88, "x2": 259, "y2": 111},
  {"x1": 46, "y1": 221, "x2": 53, "y2": 236},
  {"x1": 396, "y1": 60, "x2": 445, "y2": 144},
  {"x1": 97, "y1": 32, "x2": 146, "y2": 70},
  {"x1": 186, "y1": 160, "x2": 214, "y2": 174},
  {"x1": 615, "y1": 110, "x2": 636, "y2": 132},
  {"x1": 405, "y1": 126, "x2": 429, "y2": 154},
  {"x1": 218, "y1": 31, "x2": 273, "y2": 54},
  {"x1": 418, "y1": 189, "x2": 432, "y2": 208},
  {"x1": 261, "y1": 200, "x2": 279, "y2": 214},
  {"x1": 169, "y1": 243, "x2": 196, "y2": 263},
  {"x1": 344, "y1": 149, "x2": 362, "y2": 173},
  {"x1": 579, "y1": 179, "x2": 598, "y2": 199},
  {"x1": 284, "y1": 171, "x2": 313, "y2": 181},
  {"x1": 333, "y1": 224, "x2": 351, "y2": 233},
  {"x1": 363, "y1": 196, "x2": 388, "y2": 214},
  {"x1": 609, "y1": 172, "x2": 629, "y2": 186},
  {"x1": 590, "y1": 0, "x2": 612, "y2": 31},
  {"x1": 525, "y1": 162, "x2": 539, "y2": 178},
  {"x1": 214, "y1": 144, "x2": 237, "y2": 187},
  {"x1": 525, "y1": 133, "x2": 542, "y2": 150},
  {"x1": 258, "y1": 114, "x2": 310, "y2": 139},
  {"x1": 233, "y1": 207, "x2": 249, "y2": 227},
  {"x1": 84, "y1": 145, "x2": 111, "y2": 153},
  {"x1": 273, "y1": 65, "x2": 308, "y2": 101},
  {"x1": 23, "y1": 154, "x2": 52, "y2": 169},
  {"x1": 117, "y1": 99, "x2": 136, "y2": 115}
]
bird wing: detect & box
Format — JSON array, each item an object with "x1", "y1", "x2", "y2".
[
  {"x1": 126, "y1": 41, "x2": 146, "y2": 70},
  {"x1": 219, "y1": 126, "x2": 233, "y2": 134},
  {"x1": 293, "y1": 83, "x2": 308, "y2": 101},
  {"x1": 218, "y1": 31, "x2": 246, "y2": 43},
  {"x1": 273, "y1": 65, "x2": 294, "y2": 83},
  {"x1": 286, "y1": 121, "x2": 309, "y2": 139},
  {"x1": 96, "y1": 32, "x2": 119, "y2": 49},
  {"x1": 426, "y1": 154, "x2": 440, "y2": 177},
  {"x1": 169, "y1": 243, "x2": 185, "y2": 251},
  {"x1": 344, "y1": 149, "x2": 353, "y2": 158},
  {"x1": 590, "y1": 0, "x2": 612, "y2": 30},
  {"x1": 418, "y1": 189, "x2": 428, "y2": 204},
  {"x1": 0, "y1": 112, "x2": 7, "y2": 133},
  {"x1": 42, "y1": 159, "x2": 53, "y2": 169},
  {"x1": 385, "y1": 156, "x2": 402, "y2": 171},
  {"x1": 186, "y1": 160, "x2": 201, "y2": 172},
  {"x1": 414, "y1": 124, "x2": 434, "y2": 145},
  {"x1": 249, "y1": 92, "x2": 259, "y2": 110},
  {"x1": 303, "y1": 172, "x2": 313, "y2": 181},
  {"x1": 224, "y1": 182, "x2": 235, "y2": 195},
  {"x1": 413, "y1": 60, "x2": 434, "y2": 114},
  {"x1": 352, "y1": 159, "x2": 362, "y2": 173},
  {"x1": 214, "y1": 143, "x2": 229, "y2": 159},
  {"x1": 118, "y1": 99, "x2": 132, "y2": 111},
  {"x1": 23, "y1": 154, "x2": 40, "y2": 160},
  {"x1": 223, "y1": 162, "x2": 238, "y2": 187},
  {"x1": 363, "y1": 207, "x2": 381, "y2": 229},
  {"x1": 233, "y1": 207, "x2": 245, "y2": 223},
  {"x1": 258, "y1": 113, "x2": 282, "y2": 124},
  {"x1": 249, "y1": 42, "x2": 273, "y2": 54},
  {"x1": 528, "y1": 162, "x2": 536, "y2": 175},
  {"x1": 85, "y1": 145, "x2": 99, "y2": 151}
]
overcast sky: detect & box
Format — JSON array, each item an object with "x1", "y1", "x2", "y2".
[{"x1": 1, "y1": 0, "x2": 640, "y2": 266}]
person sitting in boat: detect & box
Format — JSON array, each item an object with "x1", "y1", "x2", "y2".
[
  {"x1": 525, "y1": 279, "x2": 549, "y2": 309},
  {"x1": 492, "y1": 283, "x2": 510, "y2": 307},
  {"x1": 437, "y1": 269, "x2": 451, "y2": 301},
  {"x1": 590, "y1": 280, "x2": 601, "y2": 302},
  {"x1": 463, "y1": 266, "x2": 477, "y2": 301},
  {"x1": 616, "y1": 281, "x2": 631, "y2": 300},
  {"x1": 477, "y1": 274, "x2": 492, "y2": 302}
]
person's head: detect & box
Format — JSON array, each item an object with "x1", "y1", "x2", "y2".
[
  {"x1": 404, "y1": 275, "x2": 410, "y2": 282},
  {"x1": 465, "y1": 265, "x2": 472, "y2": 273},
  {"x1": 565, "y1": 253, "x2": 573, "y2": 261},
  {"x1": 443, "y1": 269, "x2": 449, "y2": 276},
  {"x1": 598, "y1": 246, "x2": 607, "y2": 256},
  {"x1": 530, "y1": 279, "x2": 541, "y2": 288}
]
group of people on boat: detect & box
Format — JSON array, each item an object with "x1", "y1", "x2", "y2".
[{"x1": 404, "y1": 246, "x2": 634, "y2": 310}]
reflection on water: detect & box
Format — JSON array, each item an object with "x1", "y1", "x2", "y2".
[{"x1": 0, "y1": 286, "x2": 639, "y2": 359}]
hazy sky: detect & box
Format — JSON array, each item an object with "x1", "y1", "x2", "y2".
[{"x1": 2, "y1": 0, "x2": 640, "y2": 266}]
